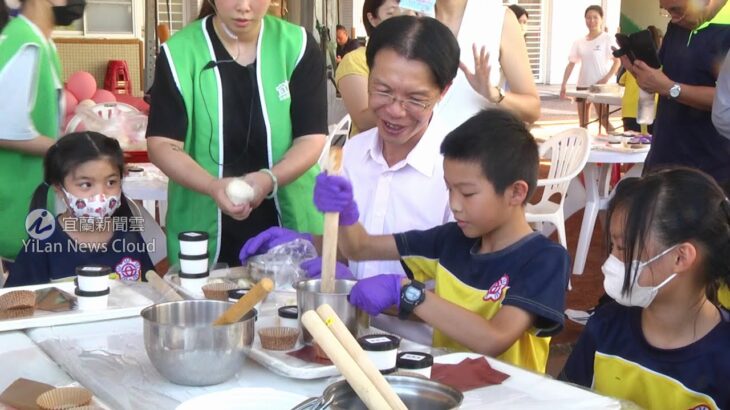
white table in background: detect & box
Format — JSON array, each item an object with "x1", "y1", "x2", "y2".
[
  {"x1": 123, "y1": 163, "x2": 168, "y2": 225},
  {"x1": 566, "y1": 90, "x2": 624, "y2": 135},
  {"x1": 572, "y1": 147, "x2": 647, "y2": 275}
]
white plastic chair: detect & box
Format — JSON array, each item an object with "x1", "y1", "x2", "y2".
[
  {"x1": 65, "y1": 102, "x2": 139, "y2": 134},
  {"x1": 319, "y1": 114, "x2": 351, "y2": 168},
  {"x1": 526, "y1": 128, "x2": 591, "y2": 248}
]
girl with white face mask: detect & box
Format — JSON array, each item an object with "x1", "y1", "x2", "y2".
[
  {"x1": 560, "y1": 167, "x2": 730, "y2": 409},
  {"x1": 5, "y1": 132, "x2": 155, "y2": 287}
]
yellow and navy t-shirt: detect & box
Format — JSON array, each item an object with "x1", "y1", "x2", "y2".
[
  {"x1": 560, "y1": 302, "x2": 730, "y2": 409},
  {"x1": 394, "y1": 224, "x2": 570, "y2": 373}
]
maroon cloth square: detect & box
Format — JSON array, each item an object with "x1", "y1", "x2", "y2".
[
  {"x1": 286, "y1": 345, "x2": 332, "y2": 365},
  {"x1": 431, "y1": 357, "x2": 509, "y2": 392}
]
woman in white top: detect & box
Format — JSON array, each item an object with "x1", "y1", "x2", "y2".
[{"x1": 559, "y1": 5, "x2": 620, "y2": 131}]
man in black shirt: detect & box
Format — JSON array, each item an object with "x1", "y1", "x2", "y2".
[{"x1": 335, "y1": 24, "x2": 360, "y2": 63}]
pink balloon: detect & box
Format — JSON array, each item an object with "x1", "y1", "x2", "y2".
[
  {"x1": 63, "y1": 89, "x2": 78, "y2": 116},
  {"x1": 92, "y1": 89, "x2": 117, "y2": 103},
  {"x1": 66, "y1": 71, "x2": 97, "y2": 101}
]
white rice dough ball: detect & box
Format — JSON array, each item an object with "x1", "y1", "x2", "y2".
[{"x1": 225, "y1": 178, "x2": 255, "y2": 205}]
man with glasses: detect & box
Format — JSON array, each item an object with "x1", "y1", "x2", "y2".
[{"x1": 620, "y1": 0, "x2": 730, "y2": 186}]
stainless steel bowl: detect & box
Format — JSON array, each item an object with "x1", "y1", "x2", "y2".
[
  {"x1": 295, "y1": 279, "x2": 369, "y2": 343},
  {"x1": 291, "y1": 375, "x2": 463, "y2": 410},
  {"x1": 141, "y1": 300, "x2": 256, "y2": 386}
]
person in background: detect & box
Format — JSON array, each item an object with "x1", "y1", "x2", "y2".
[
  {"x1": 712, "y1": 49, "x2": 730, "y2": 142},
  {"x1": 618, "y1": 25, "x2": 663, "y2": 134},
  {"x1": 315, "y1": 109, "x2": 570, "y2": 374},
  {"x1": 335, "y1": 24, "x2": 361, "y2": 63},
  {"x1": 241, "y1": 15, "x2": 461, "y2": 344},
  {"x1": 620, "y1": 0, "x2": 730, "y2": 186},
  {"x1": 431, "y1": 0, "x2": 540, "y2": 126},
  {"x1": 560, "y1": 168, "x2": 730, "y2": 409},
  {"x1": 0, "y1": 0, "x2": 85, "y2": 264},
  {"x1": 335, "y1": 0, "x2": 408, "y2": 136},
  {"x1": 146, "y1": 0, "x2": 327, "y2": 268},
  {"x1": 508, "y1": 4, "x2": 528, "y2": 37},
  {"x1": 6, "y1": 132, "x2": 154, "y2": 287},
  {"x1": 559, "y1": 5, "x2": 620, "y2": 132}
]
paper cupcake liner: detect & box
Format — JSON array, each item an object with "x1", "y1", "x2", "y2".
[
  {"x1": 202, "y1": 282, "x2": 238, "y2": 301},
  {"x1": 36, "y1": 387, "x2": 92, "y2": 410},
  {"x1": 0, "y1": 290, "x2": 36, "y2": 320},
  {"x1": 258, "y1": 326, "x2": 299, "y2": 351}
]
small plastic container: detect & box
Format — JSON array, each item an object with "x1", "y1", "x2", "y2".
[
  {"x1": 75, "y1": 265, "x2": 111, "y2": 292},
  {"x1": 396, "y1": 351, "x2": 433, "y2": 378},
  {"x1": 278, "y1": 305, "x2": 299, "y2": 328},
  {"x1": 178, "y1": 231, "x2": 209, "y2": 256},
  {"x1": 357, "y1": 334, "x2": 400, "y2": 374},
  {"x1": 74, "y1": 287, "x2": 110, "y2": 311},
  {"x1": 179, "y1": 252, "x2": 209, "y2": 275},
  {"x1": 228, "y1": 288, "x2": 262, "y2": 310},
  {"x1": 179, "y1": 272, "x2": 209, "y2": 294}
]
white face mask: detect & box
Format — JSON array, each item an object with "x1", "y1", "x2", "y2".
[
  {"x1": 62, "y1": 188, "x2": 121, "y2": 220},
  {"x1": 602, "y1": 245, "x2": 678, "y2": 308}
]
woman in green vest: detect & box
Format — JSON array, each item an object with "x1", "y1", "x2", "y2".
[
  {"x1": 0, "y1": 0, "x2": 85, "y2": 263},
  {"x1": 146, "y1": 0, "x2": 327, "y2": 267}
]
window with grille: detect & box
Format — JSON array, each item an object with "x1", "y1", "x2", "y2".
[{"x1": 504, "y1": 0, "x2": 544, "y2": 82}]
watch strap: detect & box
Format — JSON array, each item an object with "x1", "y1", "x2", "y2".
[{"x1": 399, "y1": 280, "x2": 426, "y2": 320}]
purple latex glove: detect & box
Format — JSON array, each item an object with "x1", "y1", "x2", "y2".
[
  {"x1": 313, "y1": 173, "x2": 360, "y2": 225},
  {"x1": 348, "y1": 274, "x2": 403, "y2": 316},
  {"x1": 239, "y1": 227, "x2": 313, "y2": 263},
  {"x1": 300, "y1": 257, "x2": 355, "y2": 280}
]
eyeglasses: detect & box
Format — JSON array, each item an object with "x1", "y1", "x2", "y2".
[
  {"x1": 368, "y1": 91, "x2": 434, "y2": 113},
  {"x1": 659, "y1": 6, "x2": 685, "y2": 20}
]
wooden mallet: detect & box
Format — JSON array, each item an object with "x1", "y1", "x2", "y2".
[
  {"x1": 320, "y1": 146, "x2": 343, "y2": 294},
  {"x1": 213, "y1": 277, "x2": 273, "y2": 326}
]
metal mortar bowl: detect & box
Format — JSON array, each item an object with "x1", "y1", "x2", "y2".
[
  {"x1": 295, "y1": 279, "x2": 369, "y2": 343},
  {"x1": 141, "y1": 300, "x2": 256, "y2": 386},
  {"x1": 291, "y1": 375, "x2": 464, "y2": 410}
]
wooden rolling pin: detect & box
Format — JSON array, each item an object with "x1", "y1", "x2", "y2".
[
  {"x1": 144, "y1": 270, "x2": 184, "y2": 302},
  {"x1": 317, "y1": 304, "x2": 406, "y2": 410},
  {"x1": 301, "y1": 310, "x2": 391, "y2": 409},
  {"x1": 213, "y1": 277, "x2": 273, "y2": 326},
  {"x1": 320, "y1": 147, "x2": 343, "y2": 294}
]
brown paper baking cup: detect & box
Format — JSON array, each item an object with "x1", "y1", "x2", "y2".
[
  {"x1": 202, "y1": 282, "x2": 237, "y2": 301},
  {"x1": 36, "y1": 387, "x2": 92, "y2": 410},
  {"x1": 0, "y1": 290, "x2": 36, "y2": 320},
  {"x1": 258, "y1": 327, "x2": 299, "y2": 351}
]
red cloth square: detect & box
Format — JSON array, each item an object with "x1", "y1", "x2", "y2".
[
  {"x1": 431, "y1": 357, "x2": 509, "y2": 392},
  {"x1": 286, "y1": 345, "x2": 332, "y2": 365}
]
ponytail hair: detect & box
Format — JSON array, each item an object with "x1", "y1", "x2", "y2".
[
  {"x1": 30, "y1": 132, "x2": 132, "y2": 218},
  {"x1": 197, "y1": 0, "x2": 215, "y2": 19},
  {"x1": 606, "y1": 167, "x2": 730, "y2": 294}
]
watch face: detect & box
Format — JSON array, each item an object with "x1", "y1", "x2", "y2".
[
  {"x1": 404, "y1": 286, "x2": 421, "y2": 302},
  {"x1": 670, "y1": 85, "x2": 680, "y2": 98}
]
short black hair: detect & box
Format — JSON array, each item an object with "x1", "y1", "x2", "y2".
[
  {"x1": 585, "y1": 5, "x2": 603, "y2": 17},
  {"x1": 366, "y1": 15, "x2": 459, "y2": 91},
  {"x1": 336, "y1": 24, "x2": 347, "y2": 32},
  {"x1": 508, "y1": 4, "x2": 528, "y2": 20},
  {"x1": 362, "y1": 0, "x2": 389, "y2": 36},
  {"x1": 440, "y1": 109, "x2": 539, "y2": 204}
]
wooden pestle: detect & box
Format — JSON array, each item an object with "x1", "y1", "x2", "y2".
[
  {"x1": 301, "y1": 310, "x2": 391, "y2": 409},
  {"x1": 144, "y1": 270, "x2": 184, "y2": 302},
  {"x1": 316, "y1": 304, "x2": 407, "y2": 410},
  {"x1": 320, "y1": 147, "x2": 343, "y2": 294},
  {"x1": 213, "y1": 277, "x2": 273, "y2": 326}
]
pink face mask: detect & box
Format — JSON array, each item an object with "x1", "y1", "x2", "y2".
[{"x1": 62, "y1": 188, "x2": 121, "y2": 219}]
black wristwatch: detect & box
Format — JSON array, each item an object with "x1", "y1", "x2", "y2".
[{"x1": 399, "y1": 280, "x2": 426, "y2": 319}]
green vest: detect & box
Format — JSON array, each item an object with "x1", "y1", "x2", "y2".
[
  {"x1": 0, "y1": 16, "x2": 61, "y2": 260},
  {"x1": 163, "y1": 15, "x2": 323, "y2": 265}
]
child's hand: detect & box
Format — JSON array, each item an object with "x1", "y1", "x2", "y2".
[
  {"x1": 239, "y1": 227, "x2": 313, "y2": 263},
  {"x1": 348, "y1": 274, "x2": 403, "y2": 315},
  {"x1": 313, "y1": 173, "x2": 359, "y2": 225},
  {"x1": 300, "y1": 257, "x2": 355, "y2": 280}
]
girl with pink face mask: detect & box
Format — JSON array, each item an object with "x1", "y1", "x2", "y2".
[
  {"x1": 5, "y1": 132, "x2": 154, "y2": 286},
  {"x1": 560, "y1": 167, "x2": 730, "y2": 409}
]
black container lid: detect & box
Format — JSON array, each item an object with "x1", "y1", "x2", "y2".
[
  {"x1": 178, "y1": 252, "x2": 209, "y2": 261},
  {"x1": 178, "y1": 231, "x2": 209, "y2": 241},
  {"x1": 74, "y1": 287, "x2": 110, "y2": 297},
  {"x1": 75, "y1": 265, "x2": 111, "y2": 277},
  {"x1": 278, "y1": 305, "x2": 299, "y2": 319},
  {"x1": 227, "y1": 288, "x2": 250, "y2": 300},
  {"x1": 396, "y1": 352, "x2": 434, "y2": 369},
  {"x1": 357, "y1": 334, "x2": 400, "y2": 351},
  {"x1": 178, "y1": 271, "x2": 210, "y2": 279}
]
